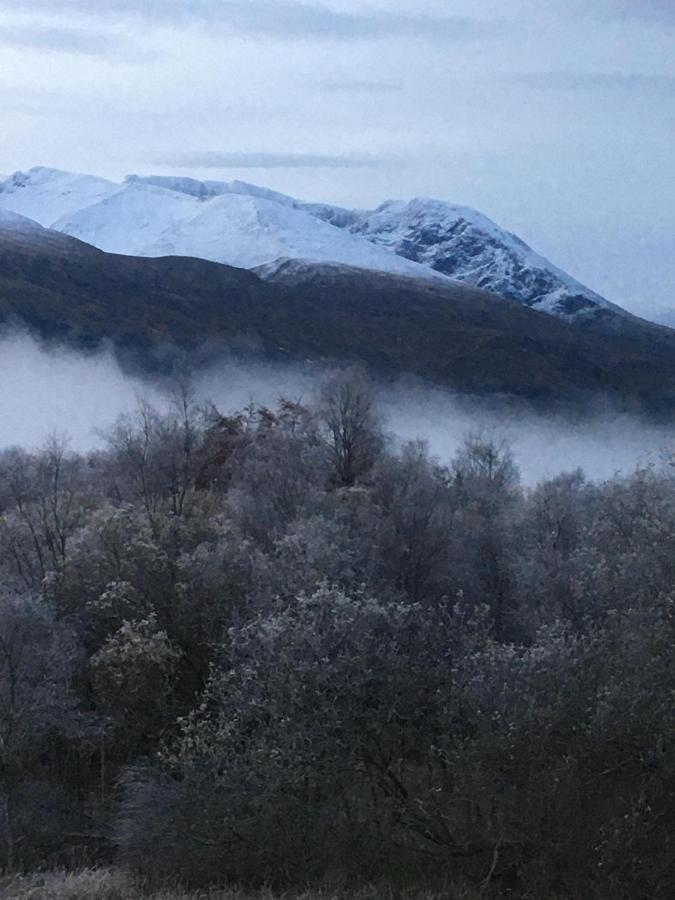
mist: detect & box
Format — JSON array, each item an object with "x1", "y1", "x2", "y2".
[
  {"x1": 0, "y1": 334, "x2": 167, "y2": 447},
  {"x1": 1, "y1": 332, "x2": 672, "y2": 485},
  {"x1": 380, "y1": 386, "x2": 675, "y2": 484}
]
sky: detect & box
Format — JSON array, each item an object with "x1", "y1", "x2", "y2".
[{"x1": 0, "y1": 0, "x2": 673, "y2": 318}]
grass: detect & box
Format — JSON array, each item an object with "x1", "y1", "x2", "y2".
[{"x1": 0, "y1": 869, "x2": 513, "y2": 900}]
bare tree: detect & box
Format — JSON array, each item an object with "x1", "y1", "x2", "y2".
[
  {"x1": 319, "y1": 367, "x2": 382, "y2": 488},
  {"x1": 0, "y1": 438, "x2": 86, "y2": 594}
]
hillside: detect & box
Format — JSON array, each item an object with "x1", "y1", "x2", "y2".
[{"x1": 1, "y1": 218, "x2": 675, "y2": 412}]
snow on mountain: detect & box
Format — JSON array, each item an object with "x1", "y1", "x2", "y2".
[
  {"x1": 338, "y1": 199, "x2": 621, "y2": 319},
  {"x1": 125, "y1": 174, "x2": 298, "y2": 207},
  {"x1": 54, "y1": 181, "x2": 198, "y2": 258},
  {"x1": 0, "y1": 167, "x2": 621, "y2": 321},
  {"x1": 0, "y1": 168, "x2": 436, "y2": 278},
  {"x1": 52, "y1": 180, "x2": 437, "y2": 278},
  {"x1": 0, "y1": 167, "x2": 119, "y2": 227}
]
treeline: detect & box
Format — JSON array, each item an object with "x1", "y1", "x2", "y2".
[{"x1": 0, "y1": 370, "x2": 672, "y2": 898}]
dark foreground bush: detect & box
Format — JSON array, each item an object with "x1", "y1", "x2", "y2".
[{"x1": 117, "y1": 588, "x2": 675, "y2": 898}]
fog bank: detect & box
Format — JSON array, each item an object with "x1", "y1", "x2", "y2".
[
  {"x1": 1, "y1": 334, "x2": 672, "y2": 485},
  {"x1": 380, "y1": 388, "x2": 673, "y2": 484}
]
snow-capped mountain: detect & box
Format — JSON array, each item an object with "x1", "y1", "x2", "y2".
[
  {"x1": 0, "y1": 168, "x2": 434, "y2": 281},
  {"x1": 343, "y1": 200, "x2": 621, "y2": 319},
  {"x1": 0, "y1": 166, "x2": 620, "y2": 322},
  {"x1": 60, "y1": 183, "x2": 436, "y2": 278}
]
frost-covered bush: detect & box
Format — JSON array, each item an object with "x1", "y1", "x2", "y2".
[
  {"x1": 91, "y1": 614, "x2": 180, "y2": 748},
  {"x1": 117, "y1": 586, "x2": 480, "y2": 885}
]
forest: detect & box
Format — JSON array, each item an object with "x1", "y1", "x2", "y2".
[{"x1": 0, "y1": 369, "x2": 672, "y2": 899}]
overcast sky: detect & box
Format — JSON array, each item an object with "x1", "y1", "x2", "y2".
[{"x1": 0, "y1": 0, "x2": 673, "y2": 317}]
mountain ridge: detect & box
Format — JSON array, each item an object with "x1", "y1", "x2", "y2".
[{"x1": 0, "y1": 166, "x2": 622, "y2": 325}]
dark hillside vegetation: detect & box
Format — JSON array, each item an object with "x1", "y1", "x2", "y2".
[
  {"x1": 2, "y1": 227, "x2": 675, "y2": 411},
  {"x1": 0, "y1": 370, "x2": 672, "y2": 898}
]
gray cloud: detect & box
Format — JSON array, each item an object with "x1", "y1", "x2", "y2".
[
  {"x1": 0, "y1": 23, "x2": 154, "y2": 62},
  {"x1": 6, "y1": 1, "x2": 503, "y2": 42},
  {"x1": 0, "y1": 22, "x2": 139, "y2": 56},
  {"x1": 153, "y1": 151, "x2": 392, "y2": 169},
  {"x1": 511, "y1": 71, "x2": 675, "y2": 93}
]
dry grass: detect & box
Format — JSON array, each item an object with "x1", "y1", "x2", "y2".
[{"x1": 0, "y1": 868, "x2": 496, "y2": 900}]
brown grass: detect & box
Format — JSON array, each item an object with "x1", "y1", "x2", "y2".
[{"x1": 0, "y1": 868, "x2": 502, "y2": 900}]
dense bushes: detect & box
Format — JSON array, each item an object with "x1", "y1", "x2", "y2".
[{"x1": 0, "y1": 371, "x2": 673, "y2": 897}]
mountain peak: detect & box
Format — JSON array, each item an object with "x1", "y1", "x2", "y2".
[
  {"x1": 343, "y1": 195, "x2": 619, "y2": 320},
  {"x1": 5, "y1": 166, "x2": 69, "y2": 184},
  {"x1": 0, "y1": 167, "x2": 119, "y2": 227}
]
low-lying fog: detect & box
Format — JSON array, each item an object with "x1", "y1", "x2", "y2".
[{"x1": 1, "y1": 333, "x2": 673, "y2": 485}]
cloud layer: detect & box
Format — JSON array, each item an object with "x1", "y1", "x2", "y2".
[{"x1": 5, "y1": 1, "x2": 502, "y2": 41}]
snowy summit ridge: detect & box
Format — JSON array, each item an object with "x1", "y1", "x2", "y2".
[{"x1": 0, "y1": 166, "x2": 619, "y2": 321}]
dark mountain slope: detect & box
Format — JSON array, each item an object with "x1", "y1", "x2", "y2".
[
  {"x1": 0, "y1": 217, "x2": 278, "y2": 359},
  {"x1": 260, "y1": 260, "x2": 675, "y2": 411},
  {"x1": 1, "y1": 222, "x2": 675, "y2": 413}
]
